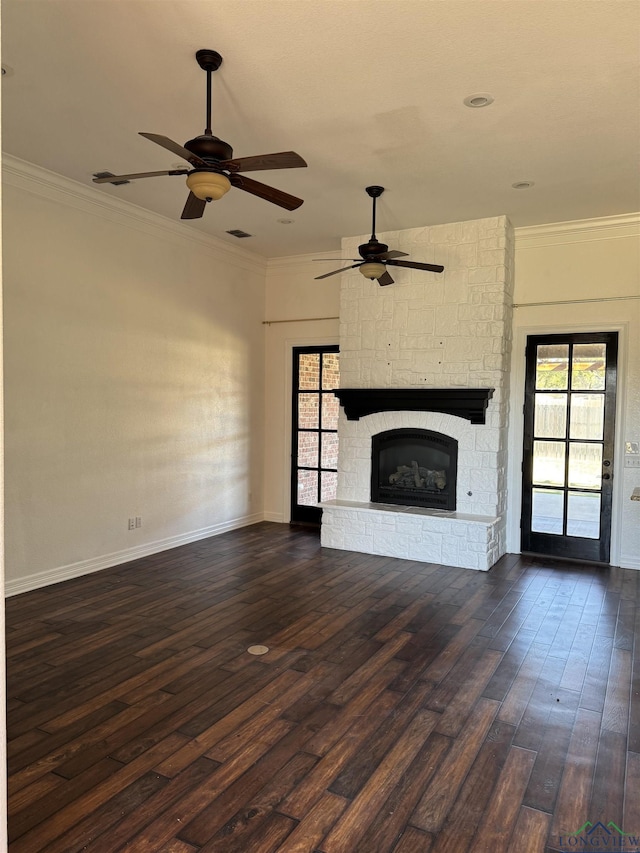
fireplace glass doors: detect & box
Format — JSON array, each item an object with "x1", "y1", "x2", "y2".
[{"x1": 371, "y1": 429, "x2": 457, "y2": 511}]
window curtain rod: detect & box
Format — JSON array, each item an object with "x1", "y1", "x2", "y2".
[
  {"x1": 262, "y1": 316, "x2": 339, "y2": 326},
  {"x1": 513, "y1": 295, "x2": 639, "y2": 308},
  {"x1": 262, "y1": 295, "x2": 638, "y2": 321}
]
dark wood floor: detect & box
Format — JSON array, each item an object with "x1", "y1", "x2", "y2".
[{"x1": 6, "y1": 522, "x2": 640, "y2": 852}]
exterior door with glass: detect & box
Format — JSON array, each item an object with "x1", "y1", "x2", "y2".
[
  {"x1": 521, "y1": 332, "x2": 618, "y2": 562},
  {"x1": 290, "y1": 346, "x2": 340, "y2": 524}
]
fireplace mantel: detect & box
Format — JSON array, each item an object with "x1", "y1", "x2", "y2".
[{"x1": 334, "y1": 388, "x2": 494, "y2": 424}]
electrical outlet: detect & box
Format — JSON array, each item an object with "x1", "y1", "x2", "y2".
[
  {"x1": 135, "y1": 516, "x2": 142, "y2": 528},
  {"x1": 128, "y1": 518, "x2": 135, "y2": 530}
]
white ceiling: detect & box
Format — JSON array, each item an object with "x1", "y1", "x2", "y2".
[{"x1": 2, "y1": 0, "x2": 640, "y2": 258}]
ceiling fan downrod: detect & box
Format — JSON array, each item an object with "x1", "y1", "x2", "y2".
[
  {"x1": 366, "y1": 185, "x2": 384, "y2": 240},
  {"x1": 195, "y1": 49, "x2": 222, "y2": 138}
]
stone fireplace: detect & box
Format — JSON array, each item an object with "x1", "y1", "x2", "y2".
[{"x1": 320, "y1": 215, "x2": 514, "y2": 571}]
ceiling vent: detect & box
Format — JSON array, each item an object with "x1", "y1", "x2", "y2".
[{"x1": 226, "y1": 229, "x2": 252, "y2": 238}]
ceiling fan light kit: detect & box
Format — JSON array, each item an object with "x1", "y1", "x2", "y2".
[
  {"x1": 359, "y1": 261, "x2": 386, "y2": 280},
  {"x1": 314, "y1": 186, "x2": 445, "y2": 286},
  {"x1": 92, "y1": 49, "x2": 307, "y2": 220},
  {"x1": 185, "y1": 170, "x2": 231, "y2": 201}
]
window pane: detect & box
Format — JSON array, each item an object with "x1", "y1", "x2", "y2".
[
  {"x1": 569, "y1": 393, "x2": 604, "y2": 440},
  {"x1": 572, "y1": 344, "x2": 606, "y2": 391},
  {"x1": 531, "y1": 488, "x2": 563, "y2": 534},
  {"x1": 297, "y1": 470, "x2": 318, "y2": 506},
  {"x1": 536, "y1": 344, "x2": 569, "y2": 390},
  {"x1": 298, "y1": 432, "x2": 319, "y2": 468},
  {"x1": 299, "y1": 354, "x2": 320, "y2": 390},
  {"x1": 320, "y1": 471, "x2": 338, "y2": 502},
  {"x1": 321, "y1": 432, "x2": 339, "y2": 469},
  {"x1": 567, "y1": 491, "x2": 601, "y2": 539},
  {"x1": 568, "y1": 442, "x2": 602, "y2": 489},
  {"x1": 533, "y1": 440, "x2": 566, "y2": 487},
  {"x1": 322, "y1": 353, "x2": 340, "y2": 390},
  {"x1": 321, "y1": 392, "x2": 340, "y2": 430},
  {"x1": 534, "y1": 393, "x2": 567, "y2": 438},
  {"x1": 298, "y1": 393, "x2": 319, "y2": 429}
]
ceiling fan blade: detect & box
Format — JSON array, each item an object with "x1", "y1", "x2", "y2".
[
  {"x1": 378, "y1": 271, "x2": 395, "y2": 286},
  {"x1": 314, "y1": 263, "x2": 362, "y2": 280},
  {"x1": 379, "y1": 250, "x2": 408, "y2": 260},
  {"x1": 220, "y1": 152, "x2": 307, "y2": 173},
  {"x1": 313, "y1": 258, "x2": 360, "y2": 262},
  {"x1": 93, "y1": 169, "x2": 189, "y2": 184},
  {"x1": 181, "y1": 192, "x2": 207, "y2": 220},
  {"x1": 139, "y1": 133, "x2": 207, "y2": 167},
  {"x1": 386, "y1": 259, "x2": 445, "y2": 273},
  {"x1": 230, "y1": 175, "x2": 303, "y2": 210}
]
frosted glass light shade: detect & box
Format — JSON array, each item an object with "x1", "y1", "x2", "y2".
[
  {"x1": 186, "y1": 171, "x2": 231, "y2": 201},
  {"x1": 359, "y1": 261, "x2": 386, "y2": 280}
]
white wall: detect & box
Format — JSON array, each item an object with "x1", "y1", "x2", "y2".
[
  {"x1": 3, "y1": 158, "x2": 267, "y2": 594},
  {"x1": 263, "y1": 254, "x2": 340, "y2": 521},
  {"x1": 508, "y1": 215, "x2": 640, "y2": 568}
]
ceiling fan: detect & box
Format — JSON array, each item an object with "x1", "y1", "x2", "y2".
[
  {"x1": 92, "y1": 49, "x2": 307, "y2": 220},
  {"x1": 314, "y1": 186, "x2": 444, "y2": 285}
]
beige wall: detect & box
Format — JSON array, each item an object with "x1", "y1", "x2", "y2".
[
  {"x1": 0, "y1": 16, "x2": 8, "y2": 840},
  {"x1": 508, "y1": 215, "x2": 640, "y2": 568},
  {"x1": 263, "y1": 254, "x2": 340, "y2": 521},
  {"x1": 3, "y1": 158, "x2": 267, "y2": 594}
]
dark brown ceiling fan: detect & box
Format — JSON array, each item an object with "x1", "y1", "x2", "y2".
[
  {"x1": 93, "y1": 49, "x2": 307, "y2": 220},
  {"x1": 314, "y1": 186, "x2": 444, "y2": 285}
]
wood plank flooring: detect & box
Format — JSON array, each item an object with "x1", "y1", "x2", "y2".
[{"x1": 6, "y1": 522, "x2": 640, "y2": 852}]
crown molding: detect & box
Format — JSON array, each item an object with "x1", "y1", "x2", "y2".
[
  {"x1": 266, "y1": 249, "x2": 341, "y2": 271},
  {"x1": 2, "y1": 154, "x2": 267, "y2": 276},
  {"x1": 515, "y1": 212, "x2": 640, "y2": 248}
]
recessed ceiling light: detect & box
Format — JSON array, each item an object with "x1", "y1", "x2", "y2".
[
  {"x1": 2, "y1": 64, "x2": 14, "y2": 77},
  {"x1": 512, "y1": 181, "x2": 535, "y2": 190},
  {"x1": 277, "y1": 218, "x2": 294, "y2": 225},
  {"x1": 463, "y1": 93, "x2": 494, "y2": 108}
]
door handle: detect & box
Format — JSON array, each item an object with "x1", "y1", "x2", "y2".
[{"x1": 602, "y1": 473, "x2": 611, "y2": 480}]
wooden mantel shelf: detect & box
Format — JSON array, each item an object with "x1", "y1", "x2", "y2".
[{"x1": 334, "y1": 388, "x2": 495, "y2": 425}]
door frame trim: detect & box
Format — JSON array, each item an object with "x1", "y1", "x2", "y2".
[{"x1": 507, "y1": 320, "x2": 629, "y2": 566}]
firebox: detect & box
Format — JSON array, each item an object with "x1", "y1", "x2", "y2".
[{"x1": 371, "y1": 429, "x2": 457, "y2": 511}]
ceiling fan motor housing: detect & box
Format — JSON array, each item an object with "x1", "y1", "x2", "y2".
[
  {"x1": 358, "y1": 239, "x2": 389, "y2": 260},
  {"x1": 184, "y1": 134, "x2": 233, "y2": 164}
]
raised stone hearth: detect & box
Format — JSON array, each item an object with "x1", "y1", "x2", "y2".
[{"x1": 320, "y1": 215, "x2": 514, "y2": 571}]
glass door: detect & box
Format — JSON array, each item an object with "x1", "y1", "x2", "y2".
[
  {"x1": 521, "y1": 332, "x2": 617, "y2": 562},
  {"x1": 290, "y1": 346, "x2": 340, "y2": 525}
]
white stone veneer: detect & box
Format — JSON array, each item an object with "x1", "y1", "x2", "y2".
[{"x1": 321, "y1": 215, "x2": 514, "y2": 571}]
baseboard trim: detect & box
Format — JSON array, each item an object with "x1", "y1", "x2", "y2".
[
  {"x1": 5, "y1": 513, "x2": 265, "y2": 597},
  {"x1": 263, "y1": 511, "x2": 285, "y2": 523},
  {"x1": 619, "y1": 555, "x2": 640, "y2": 571}
]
